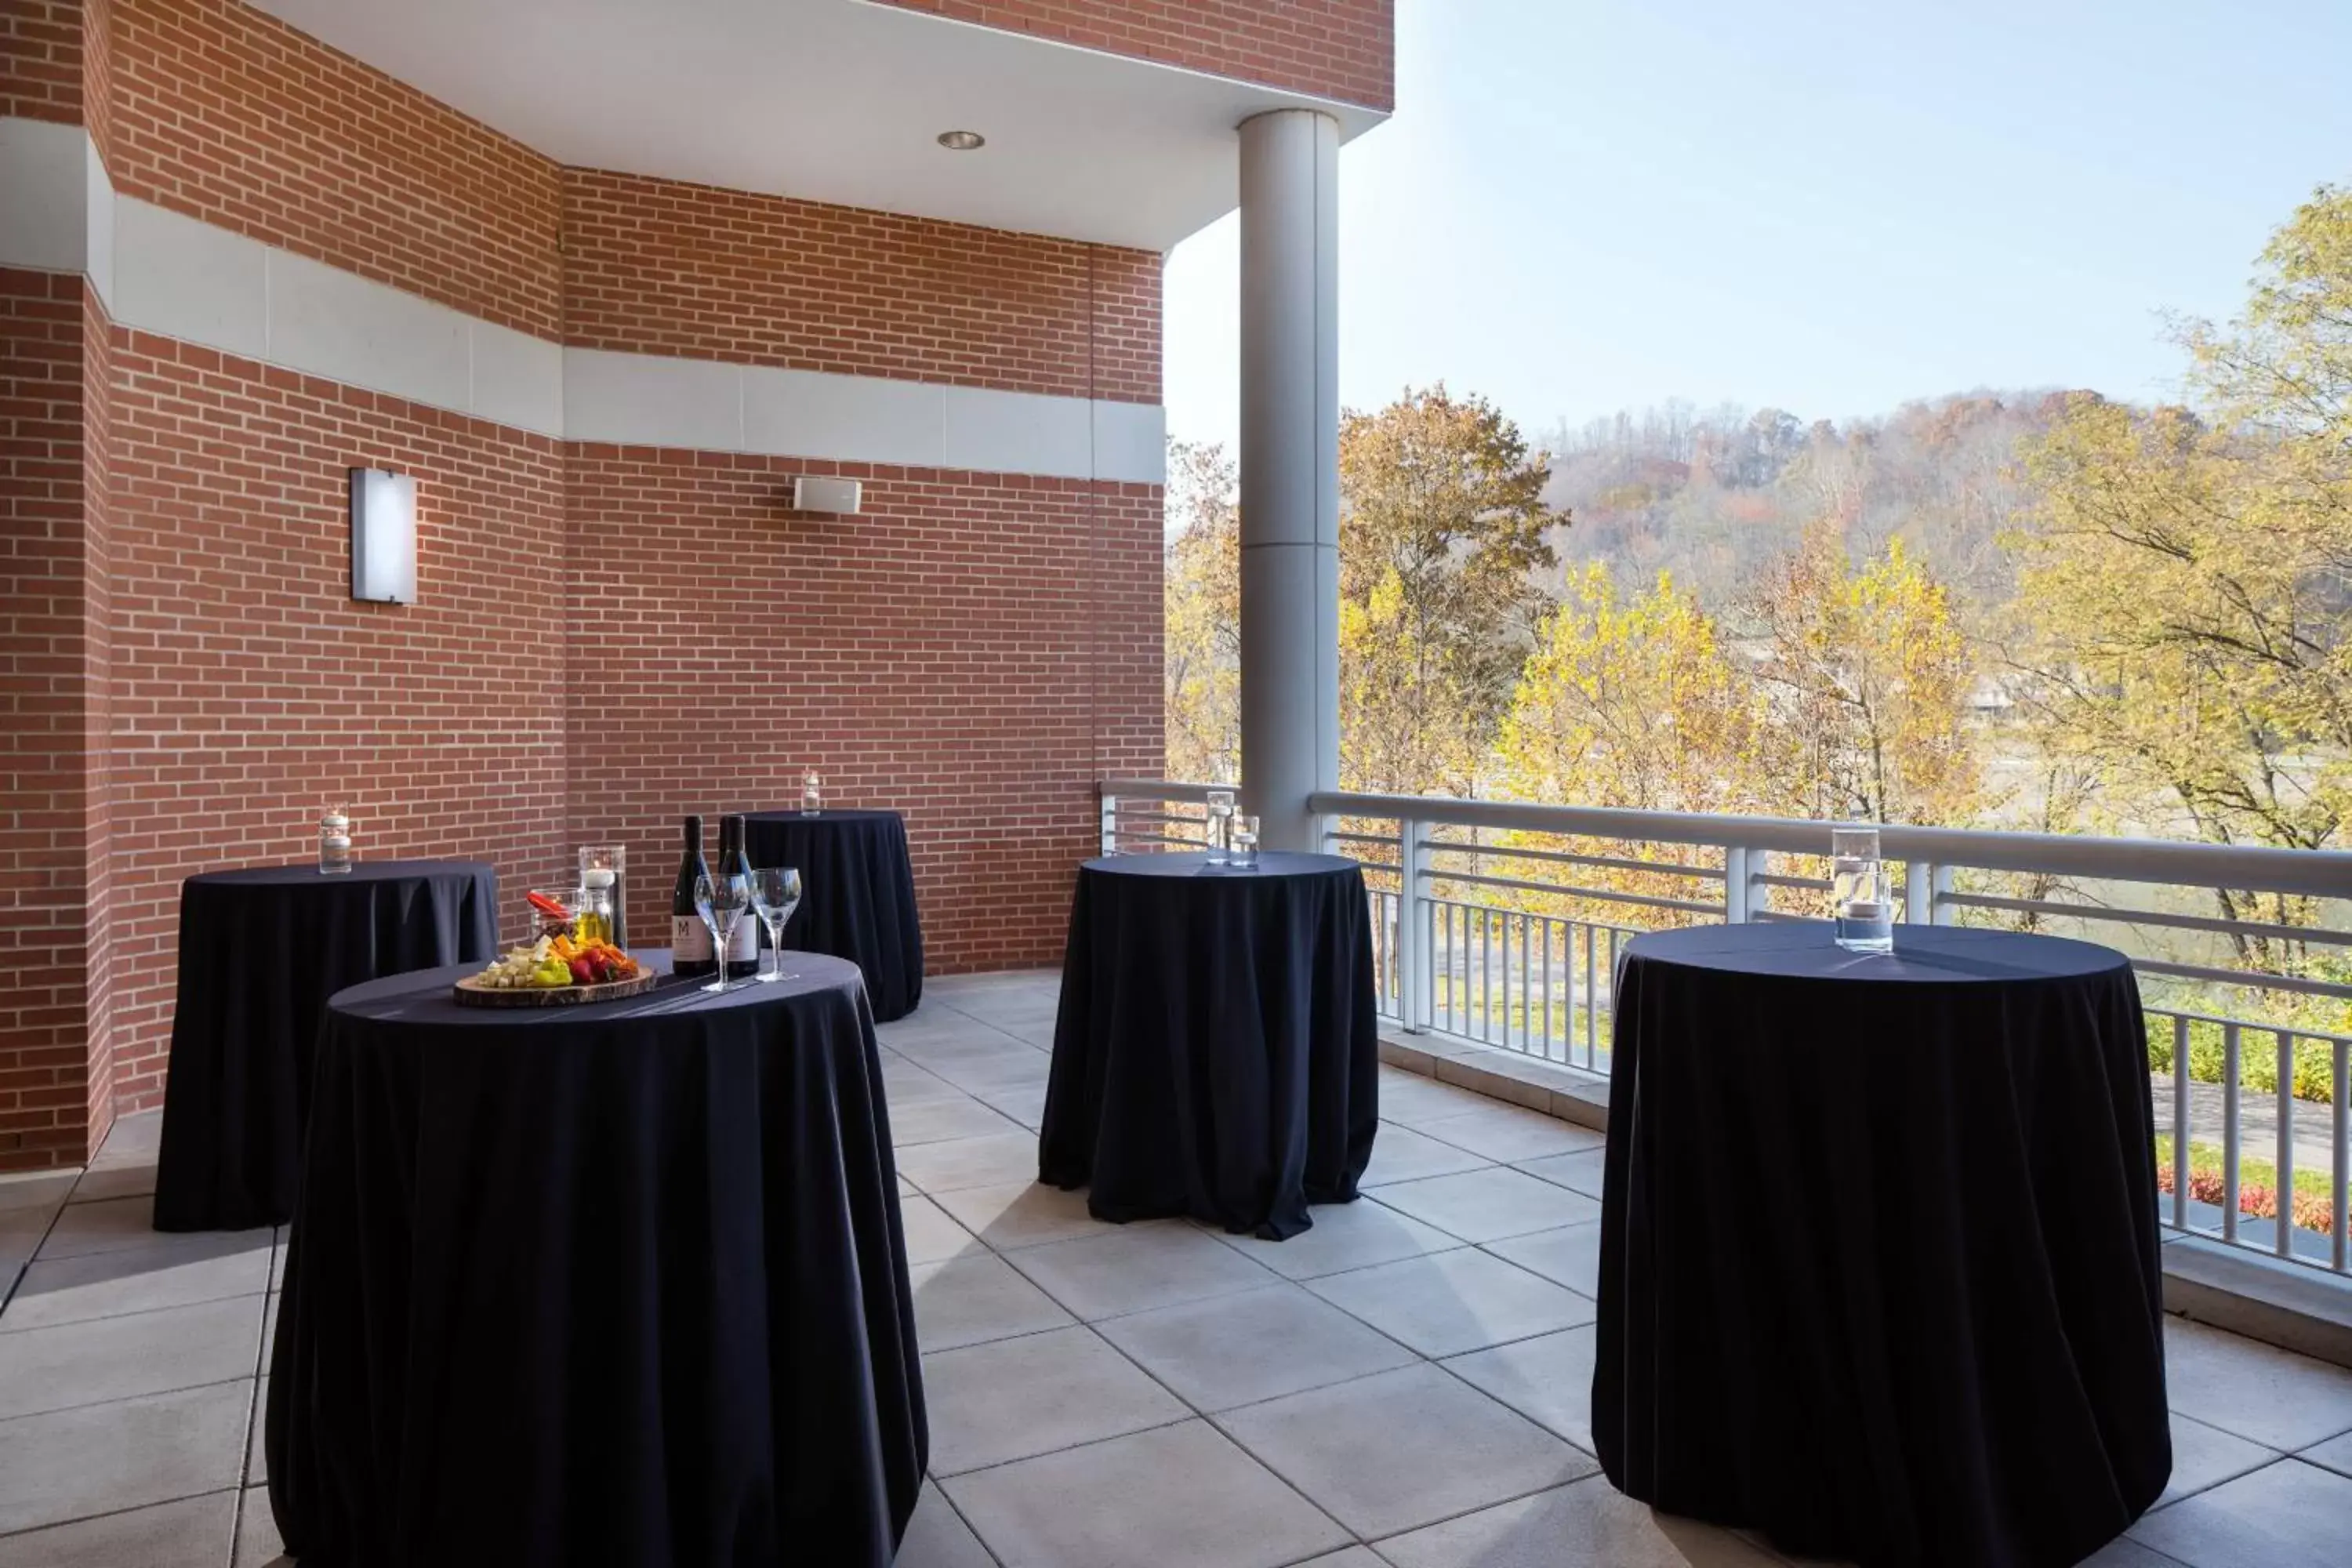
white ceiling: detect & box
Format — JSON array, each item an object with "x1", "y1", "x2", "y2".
[{"x1": 251, "y1": 0, "x2": 1385, "y2": 252}]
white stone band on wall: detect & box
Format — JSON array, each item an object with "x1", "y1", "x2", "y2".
[{"x1": 0, "y1": 117, "x2": 1167, "y2": 485}]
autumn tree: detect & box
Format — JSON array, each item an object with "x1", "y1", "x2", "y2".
[
  {"x1": 2011, "y1": 185, "x2": 2352, "y2": 865},
  {"x1": 1742, "y1": 525, "x2": 1978, "y2": 824},
  {"x1": 2008, "y1": 186, "x2": 2352, "y2": 967},
  {"x1": 1338, "y1": 386, "x2": 1566, "y2": 793},
  {"x1": 1488, "y1": 565, "x2": 1777, "y2": 922},
  {"x1": 1497, "y1": 564, "x2": 1769, "y2": 816},
  {"x1": 1162, "y1": 440, "x2": 1240, "y2": 782}
]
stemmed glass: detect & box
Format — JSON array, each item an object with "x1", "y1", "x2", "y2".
[
  {"x1": 750, "y1": 867, "x2": 803, "y2": 984},
  {"x1": 694, "y1": 872, "x2": 753, "y2": 993}
]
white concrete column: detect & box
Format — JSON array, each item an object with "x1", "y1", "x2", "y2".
[{"x1": 1237, "y1": 108, "x2": 1340, "y2": 853}]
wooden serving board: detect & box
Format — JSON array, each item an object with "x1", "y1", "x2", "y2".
[{"x1": 452, "y1": 968, "x2": 661, "y2": 1007}]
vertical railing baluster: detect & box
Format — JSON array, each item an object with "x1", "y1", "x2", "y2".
[
  {"x1": 2172, "y1": 1014, "x2": 2190, "y2": 1232},
  {"x1": 1524, "y1": 907, "x2": 1543, "y2": 1053},
  {"x1": 1583, "y1": 923, "x2": 1599, "y2": 1070},
  {"x1": 1606, "y1": 927, "x2": 1621, "y2": 1060},
  {"x1": 1723, "y1": 844, "x2": 1748, "y2": 923},
  {"x1": 1483, "y1": 909, "x2": 1496, "y2": 1043},
  {"x1": 2278, "y1": 1029, "x2": 2297, "y2": 1259},
  {"x1": 1543, "y1": 918, "x2": 1556, "y2": 1062},
  {"x1": 1398, "y1": 817, "x2": 1426, "y2": 1034},
  {"x1": 1100, "y1": 793, "x2": 1119, "y2": 856},
  {"x1": 2223, "y1": 1022, "x2": 2242, "y2": 1246},
  {"x1": 2334, "y1": 1036, "x2": 2348, "y2": 1275}
]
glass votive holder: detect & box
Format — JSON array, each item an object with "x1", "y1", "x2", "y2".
[
  {"x1": 801, "y1": 769, "x2": 822, "y2": 816},
  {"x1": 318, "y1": 808, "x2": 352, "y2": 875},
  {"x1": 1230, "y1": 814, "x2": 1260, "y2": 870},
  {"x1": 1831, "y1": 825, "x2": 1893, "y2": 953},
  {"x1": 1205, "y1": 789, "x2": 1235, "y2": 866}
]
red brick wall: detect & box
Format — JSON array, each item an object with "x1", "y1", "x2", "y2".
[
  {"x1": 110, "y1": 0, "x2": 563, "y2": 337},
  {"x1": 873, "y1": 0, "x2": 1394, "y2": 111},
  {"x1": 565, "y1": 449, "x2": 1163, "y2": 974},
  {"x1": 561, "y1": 169, "x2": 1161, "y2": 403},
  {"x1": 0, "y1": 0, "x2": 93, "y2": 130},
  {"x1": 0, "y1": 270, "x2": 108, "y2": 1169},
  {"x1": 3, "y1": 0, "x2": 1171, "y2": 1152},
  {"x1": 102, "y1": 334, "x2": 571, "y2": 1109}
]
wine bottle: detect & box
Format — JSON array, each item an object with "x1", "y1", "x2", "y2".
[
  {"x1": 670, "y1": 815, "x2": 717, "y2": 978},
  {"x1": 718, "y1": 814, "x2": 760, "y2": 979}
]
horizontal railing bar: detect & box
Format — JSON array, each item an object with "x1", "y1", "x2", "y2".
[
  {"x1": 1421, "y1": 867, "x2": 1720, "y2": 915},
  {"x1": 1113, "y1": 833, "x2": 1206, "y2": 850},
  {"x1": 1422, "y1": 896, "x2": 1645, "y2": 938},
  {"x1": 1104, "y1": 779, "x2": 1222, "y2": 804},
  {"x1": 2131, "y1": 957, "x2": 2352, "y2": 1002},
  {"x1": 2143, "y1": 1004, "x2": 2352, "y2": 1047},
  {"x1": 1327, "y1": 831, "x2": 1401, "y2": 847},
  {"x1": 1294, "y1": 787, "x2": 2352, "y2": 898},
  {"x1": 1420, "y1": 840, "x2": 1726, "y2": 881},
  {"x1": 1945, "y1": 891, "x2": 2352, "y2": 949},
  {"x1": 1756, "y1": 873, "x2": 1831, "y2": 891}
]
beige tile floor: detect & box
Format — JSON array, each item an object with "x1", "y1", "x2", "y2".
[{"x1": 2, "y1": 969, "x2": 2348, "y2": 1566}]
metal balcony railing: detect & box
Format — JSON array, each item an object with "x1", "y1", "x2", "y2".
[{"x1": 1098, "y1": 779, "x2": 2352, "y2": 1278}]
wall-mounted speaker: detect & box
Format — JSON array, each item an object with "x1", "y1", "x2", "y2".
[{"x1": 792, "y1": 477, "x2": 862, "y2": 514}]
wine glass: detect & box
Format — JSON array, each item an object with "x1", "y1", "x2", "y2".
[
  {"x1": 694, "y1": 872, "x2": 753, "y2": 993},
  {"x1": 750, "y1": 867, "x2": 802, "y2": 983}
]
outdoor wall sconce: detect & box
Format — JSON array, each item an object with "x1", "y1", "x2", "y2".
[
  {"x1": 349, "y1": 467, "x2": 417, "y2": 604},
  {"x1": 792, "y1": 477, "x2": 863, "y2": 514}
]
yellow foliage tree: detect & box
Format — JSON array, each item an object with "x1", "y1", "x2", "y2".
[
  {"x1": 2012, "y1": 184, "x2": 2352, "y2": 865},
  {"x1": 1162, "y1": 441, "x2": 1240, "y2": 784},
  {"x1": 1744, "y1": 526, "x2": 1979, "y2": 825},
  {"x1": 1498, "y1": 564, "x2": 1769, "y2": 816}
]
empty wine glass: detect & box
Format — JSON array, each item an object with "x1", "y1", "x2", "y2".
[
  {"x1": 750, "y1": 867, "x2": 802, "y2": 983},
  {"x1": 694, "y1": 871, "x2": 753, "y2": 993}
]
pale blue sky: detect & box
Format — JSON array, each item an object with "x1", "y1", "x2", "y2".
[{"x1": 1163, "y1": 0, "x2": 2352, "y2": 452}]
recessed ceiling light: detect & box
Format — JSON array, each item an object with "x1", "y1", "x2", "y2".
[{"x1": 936, "y1": 130, "x2": 985, "y2": 151}]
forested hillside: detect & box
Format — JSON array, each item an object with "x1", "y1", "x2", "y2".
[{"x1": 1536, "y1": 394, "x2": 2062, "y2": 626}]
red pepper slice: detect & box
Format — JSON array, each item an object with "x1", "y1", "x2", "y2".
[{"x1": 526, "y1": 891, "x2": 571, "y2": 918}]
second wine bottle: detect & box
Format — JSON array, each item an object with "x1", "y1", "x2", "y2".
[{"x1": 670, "y1": 815, "x2": 717, "y2": 979}]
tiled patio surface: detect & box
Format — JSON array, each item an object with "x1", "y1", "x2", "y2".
[{"x1": 2, "y1": 970, "x2": 2350, "y2": 1566}]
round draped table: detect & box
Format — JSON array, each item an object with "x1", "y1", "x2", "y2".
[
  {"x1": 154, "y1": 858, "x2": 496, "y2": 1232},
  {"x1": 1592, "y1": 920, "x2": 2169, "y2": 1568},
  {"x1": 741, "y1": 808, "x2": 924, "y2": 1022},
  {"x1": 265, "y1": 951, "x2": 926, "y2": 1568},
  {"x1": 1040, "y1": 851, "x2": 1379, "y2": 1240}
]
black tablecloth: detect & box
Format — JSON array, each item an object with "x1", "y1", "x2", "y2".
[
  {"x1": 153, "y1": 858, "x2": 495, "y2": 1232},
  {"x1": 741, "y1": 809, "x2": 923, "y2": 1022},
  {"x1": 1040, "y1": 851, "x2": 1379, "y2": 1240},
  {"x1": 265, "y1": 951, "x2": 925, "y2": 1568},
  {"x1": 1593, "y1": 921, "x2": 2169, "y2": 1568}
]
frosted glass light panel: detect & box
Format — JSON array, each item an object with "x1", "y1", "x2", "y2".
[{"x1": 349, "y1": 467, "x2": 416, "y2": 604}]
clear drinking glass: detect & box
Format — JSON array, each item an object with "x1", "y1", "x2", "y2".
[
  {"x1": 1230, "y1": 814, "x2": 1261, "y2": 870},
  {"x1": 800, "y1": 769, "x2": 823, "y2": 816},
  {"x1": 694, "y1": 871, "x2": 754, "y2": 993},
  {"x1": 1205, "y1": 789, "x2": 1235, "y2": 866},
  {"x1": 750, "y1": 867, "x2": 802, "y2": 983},
  {"x1": 1831, "y1": 826, "x2": 1893, "y2": 953}
]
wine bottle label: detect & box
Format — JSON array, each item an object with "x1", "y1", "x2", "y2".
[
  {"x1": 672, "y1": 915, "x2": 713, "y2": 961},
  {"x1": 728, "y1": 918, "x2": 758, "y2": 963}
]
